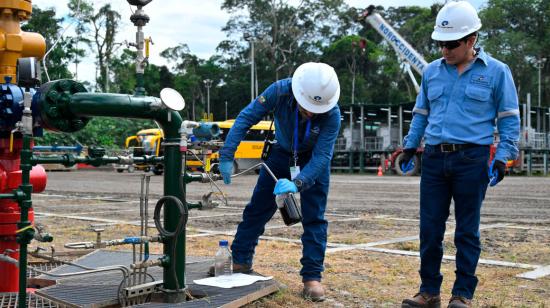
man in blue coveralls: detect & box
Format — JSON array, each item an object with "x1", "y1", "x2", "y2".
[
  {"x1": 217, "y1": 62, "x2": 341, "y2": 302},
  {"x1": 400, "y1": 2, "x2": 520, "y2": 308}
]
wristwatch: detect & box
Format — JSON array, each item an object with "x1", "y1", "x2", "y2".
[{"x1": 293, "y1": 179, "x2": 303, "y2": 191}]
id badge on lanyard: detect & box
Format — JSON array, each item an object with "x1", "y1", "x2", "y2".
[{"x1": 291, "y1": 106, "x2": 310, "y2": 180}]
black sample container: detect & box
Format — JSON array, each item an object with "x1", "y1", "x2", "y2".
[{"x1": 275, "y1": 193, "x2": 302, "y2": 226}]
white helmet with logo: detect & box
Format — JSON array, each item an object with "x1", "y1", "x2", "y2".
[
  {"x1": 291, "y1": 62, "x2": 340, "y2": 114},
  {"x1": 432, "y1": 1, "x2": 482, "y2": 41}
]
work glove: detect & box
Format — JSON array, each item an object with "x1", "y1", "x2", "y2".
[
  {"x1": 400, "y1": 148, "x2": 417, "y2": 175},
  {"x1": 273, "y1": 179, "x2": 298, "y2": 195},
  {"x1": 488, "y1": 159, "x2": 506, "y2": 187},
  {"x1": 219, "y1": 160, "x2": 233, "y2": 184}
]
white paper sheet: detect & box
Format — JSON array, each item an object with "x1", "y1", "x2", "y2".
[{"x1": 193, "y1": 273, "x2": 273, "y2": 288}]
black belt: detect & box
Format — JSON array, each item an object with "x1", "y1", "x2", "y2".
[{"x1": 427, "y1": 143, "x2": 488, "y2": 153}]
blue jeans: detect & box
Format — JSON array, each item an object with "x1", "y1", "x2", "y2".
[
  {"x1": 419, "y1": 145, "x2": 490, "y2": 299},
  {"x1": 230, "y1": 147, "x2": 329, "y2": 282}
]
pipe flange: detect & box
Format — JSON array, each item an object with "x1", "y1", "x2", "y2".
[
  {"x1": 130, "y1": 12, "x2": 150, "y2": 27},
  {"x1": 37, "y1": 79, "x2": 90, "y2": 132}
]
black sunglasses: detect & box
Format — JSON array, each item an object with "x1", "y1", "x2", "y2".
[{"x1": 436, "y1": 40, "x2": 463, "y2": 50}]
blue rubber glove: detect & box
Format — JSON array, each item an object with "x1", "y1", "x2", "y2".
[
  {"x1": 400, "y1": 148, "x2": 416, "y2": 175},
  {"x1": 488, "y1": 159, "x2": 505, "y2": 187},
  {"x1": 273, "y1": 179, "x2": 298, "y2": 195},
  {"x1": 401, "y1": 160, "x2": 415, "y2": 175},
  {"x1": 219, "y1": 160, "x2": 233, "y2": 184}
]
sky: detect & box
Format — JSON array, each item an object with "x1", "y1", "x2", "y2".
[{"x1": 31, "y1": 0, "x2": 486, "y2": 84}]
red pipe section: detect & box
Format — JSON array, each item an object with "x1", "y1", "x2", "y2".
[{"x1": 0, "y1": 138, "x2": 46, "y2": 292}]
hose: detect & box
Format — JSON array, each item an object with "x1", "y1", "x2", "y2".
[{"x1": 153, "y1": 195, "x2": 187, "y2": 291}]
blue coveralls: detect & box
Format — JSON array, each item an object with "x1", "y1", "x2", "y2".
[
  {"x1": 219, "y1": 78, "x2": 341, "y2": 282},
  {"x1": 404, "y1": 48, "x2": 520, "y2": 299}
]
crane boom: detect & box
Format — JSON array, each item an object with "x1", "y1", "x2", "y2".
[{"x1": 360, "y1": 5, "x2": 428, "y2": 76}]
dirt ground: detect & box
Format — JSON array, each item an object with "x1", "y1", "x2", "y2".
[{"x1": 29, "y1": 169, "x2": 550, "y2": 307}]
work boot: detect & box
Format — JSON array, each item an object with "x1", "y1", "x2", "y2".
[
  {"x1": 447, "y1": 296, "x2": 472, "y2": 308},
  {"x1": 301, "y1": 280, "x2": 325, "y2": 302},
  {"x1": 401, "y1": 292, "x2": 441, "y2": 308},
  {"x1": 207, "y1": 263, "x2": 252, "y2": 277}
]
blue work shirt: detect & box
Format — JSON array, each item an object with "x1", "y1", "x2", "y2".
[
  {"x1": 219, "y1": 78, "x2": 341, "y2": 191},
  {"x1": 404, "y1": 47, "x2": 520, "y2": 163}
]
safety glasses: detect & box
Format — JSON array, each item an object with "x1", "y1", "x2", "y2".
[{"x1": 436, "y1": 40, "x2": 463, "y2": 50}]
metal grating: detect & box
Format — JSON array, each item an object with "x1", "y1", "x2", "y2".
[
  {"x1": 35, "y1": 250, "x2": 280, "y2": 308},
  {"x1": 0, "y1": 292, "x2": 59, "y2": 308},
  {"x1": 28, "y1": 262, "x2": 65, "y2": 278},
  {"x1": 37, "y1": 284, "x2": 121, "y2": 307}
]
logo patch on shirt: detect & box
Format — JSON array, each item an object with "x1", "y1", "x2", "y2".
[
  {"x1": 257, "y1": 96, "x2": 266, "y2": 104},
  {"x1": 310, "y1": 126, "x2": 320, "y2": 134},
  {"x1": 470, "y1": 74, "x2": 491, "y2": 87}
]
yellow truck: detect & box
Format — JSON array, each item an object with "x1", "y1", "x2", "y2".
[
  {"x1": 210, "y1": 120, "x2": 274, "y2": 173},
  {"x1": 114, "y1": 128, "x2": 164, "y2": 175},
  {"x1": 116, "y1": 120, "x2": 274, "y2": 174}
]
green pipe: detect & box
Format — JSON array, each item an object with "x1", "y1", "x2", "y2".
[
  {"x1": 32, "y1": 155, "x2": 163, "y2": 167},
  {"x1": 359, "y1": 150, "x2": 365, "y2": 173},
  {"x1": 37, "y1": 79, "x2": 186, "y2": 293},
  {"x1": 162, "y1": 142, "x2": 185, "y2": 290},
  {"x1": 186, "y1": 202, "x2": 202, "y2": 210},
  {"x1": 0, "y1": 193, "x2": 17, "y2": 199},
  {"x1": 17, "y1": 135, "x2": 34, "y2": 308},
  {"x1": 135, "y1": 73, "x2": 146, "y2": 96}
]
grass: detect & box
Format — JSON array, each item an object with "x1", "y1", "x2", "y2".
[{"x1": 30, "y1": 212, "x2": 549, "y2": 307}]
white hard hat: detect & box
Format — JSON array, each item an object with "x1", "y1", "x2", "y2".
[
  {"x1": 432, "y1": 1, "x2": 482, "y2": 41},
  {"x1": 291, "y1": 62, "x2": 340, "y2": 114}
]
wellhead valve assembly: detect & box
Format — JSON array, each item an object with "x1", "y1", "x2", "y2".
[{"x1": 0, "y1": 0, "x2": 219, "y2": 306}]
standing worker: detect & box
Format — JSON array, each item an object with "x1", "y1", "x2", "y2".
[
  {"x1": 400, "y1": 2, "x2": 520, "y2": 308},
  {"x1": 217, "y1": 62, "x2": 341, "y2": 302}
]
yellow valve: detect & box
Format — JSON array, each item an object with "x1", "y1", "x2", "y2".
[
  {"x1": 145, "y1": 37, "x2": 152, "y2": 58},
  {"x1": 0, "y1": 0, "x2": 46, "y2": 82}
]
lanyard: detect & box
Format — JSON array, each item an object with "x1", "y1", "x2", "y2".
[{"x1": 293, "y1": 106, "x2": 311, "y2": 166}]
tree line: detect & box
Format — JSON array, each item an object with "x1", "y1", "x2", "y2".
[{"x1": 27, "y1": 0, "x2": 549, "y2": 147}]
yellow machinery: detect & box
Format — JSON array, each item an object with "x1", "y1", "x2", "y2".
[
  {"x1": 0, "y1": 0, "x2": 45, "y2": 81},
  {"x1": 120, "y1": 120, "x2": 275, "y2": 174},
  {"x1": 115, "y1": 128, "x2": 164, "y2": 174},
  {"x1": 210, "y1": 120, "x2": 274, "y2": 173}
]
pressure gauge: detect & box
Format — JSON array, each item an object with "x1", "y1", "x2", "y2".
[
  {"x1": 160, "y1": 88, "x2": 185, "y2": 111},
  {"x1": 16, "y1": 57, "x2": 41, "y2": 89}
]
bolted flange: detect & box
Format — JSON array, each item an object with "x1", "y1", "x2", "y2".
[{"x1": 36, "y1": 79, "x2": 90, "y2": 133}]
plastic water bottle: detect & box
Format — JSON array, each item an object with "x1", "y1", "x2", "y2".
[{"x1": 214, "y1": 240, "x2": 232, "y2": 277}]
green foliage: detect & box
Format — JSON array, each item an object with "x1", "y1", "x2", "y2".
[
  {"x1": 37, "y1": 118, "x2": 155, "y2": 148},
  {"x1": 22, "y1": 6, "x2": 75, "y2": 80},
  {"x1": 29, "y1": 0, "x2": 550, "y2": 149},
  {"x1": 480, "y1": 0, "x2": 550, "y2": 105}
]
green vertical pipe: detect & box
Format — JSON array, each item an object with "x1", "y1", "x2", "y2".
[
  {"x1": 359, "y1": 150, "x2": 364, "y2": 173},
  {"x1": 135, "y1": 73, "x2": 146, "y2": 96},
  {"x1": 349, "y1": 149, "x2": 353, "y2": 173},
  {"x1": 544, "y1": 152, "x2": 548, "y2": 176},
  {"x1": 162, "y1": 142, "x2": 185, "y2": 289},
  {"x1": 527, "y1": 151, "x2": 532, "y2": 176},
  {"x1": 18, "y1": 134, "x2": 33, "y2": 308}
]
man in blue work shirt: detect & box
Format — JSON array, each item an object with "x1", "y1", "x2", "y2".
[
  {"x1": 217, "y1": 62, "x2": 341, "y2": 302},
  {"x1": 400, "y1": 2, "x2": 520, "y2": 308}
]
